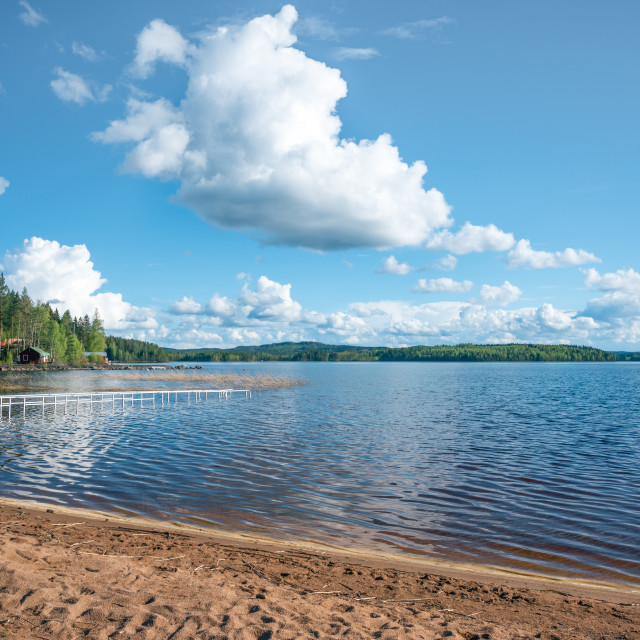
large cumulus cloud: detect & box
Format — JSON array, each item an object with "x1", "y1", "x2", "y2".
[{"x1": 94, "y1": 5, "x2": 454, "y2": 250}]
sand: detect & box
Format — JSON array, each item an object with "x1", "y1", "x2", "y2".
[{"x1": 0, "y1": 500, "x2": 638, "y2": 639}]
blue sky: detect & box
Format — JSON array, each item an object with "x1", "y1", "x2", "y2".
[{"x1": 0, "y1": 1, "x2": 639, "y2": 349}]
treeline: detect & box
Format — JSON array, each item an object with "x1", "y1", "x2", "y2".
[
  {"x1": 105, "y1": 336, "x2": 169, "y2": 363},
  {"x1": 168, "y1": 342, "x2": 616, "y2": 362},
  {"x1": 0, "y1": 274, "x2": 106, "y2": 364}
]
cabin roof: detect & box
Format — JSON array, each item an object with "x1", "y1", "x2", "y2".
[{"x1": 21, "y1": 347, "x2": 50, "y2": 357}]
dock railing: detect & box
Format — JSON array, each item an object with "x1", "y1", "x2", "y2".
[{"x1": 0, "y1": 388, "x2": 251, "y2": 420}]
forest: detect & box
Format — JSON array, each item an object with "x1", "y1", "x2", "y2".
[
  {"x1": 0, "y1": 277, "x2": 621, "y2": 364},
  {"x1": 168, "y1": 341, "x2": 616, "y2": 362},
  {"x1": 0, "y1": 274, "x2": 106, "y2": 364}
]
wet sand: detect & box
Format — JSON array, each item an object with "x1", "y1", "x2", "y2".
[{"x1": 0, "y1": 499, "x2": 638, "y2": 639}]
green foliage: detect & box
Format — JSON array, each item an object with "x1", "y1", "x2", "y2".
[
  {"x1": 0, "y1": 276, "x2": 108, "y2": 364},
  {"x1": 105, "y1": 336, "x2": 169, "y2": 363},
  {"x1": 87, "y1": 309, "x2": 107, "y2": 353},
  {"x1": 169, "y1": 341, "x2": 616, "y2": 362},
  {"x1": 65, "y1": 332, "x2": 84, "y2": 365}
]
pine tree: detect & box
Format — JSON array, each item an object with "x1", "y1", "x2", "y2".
[
  {"x1": 65, "y1": 331, "x2": 84, "y2": 364},
  {"x1": 87, "y1": 309, "x2": 107, "y2": 353}
]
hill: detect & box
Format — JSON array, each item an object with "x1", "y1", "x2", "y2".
[{"x1": 163, "y1": 342, "x2": 616, "y2": 362}]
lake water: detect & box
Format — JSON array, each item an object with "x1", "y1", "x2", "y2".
[{"x1": 1, "y1": 362, "x2": 639, "y2": 589}]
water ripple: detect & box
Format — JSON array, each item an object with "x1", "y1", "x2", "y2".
[{"x1": 0, "y1": 362, "x2": 639, "y2": 587}]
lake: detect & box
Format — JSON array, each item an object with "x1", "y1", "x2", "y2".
[{"x1": 0, "y1": 362, "x2": 639, "y2": 589}]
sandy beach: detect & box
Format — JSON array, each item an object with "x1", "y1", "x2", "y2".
[{"x1": 0, "y1": 500, "x2": 638, "y2": 639}]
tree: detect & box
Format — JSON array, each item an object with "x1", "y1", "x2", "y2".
[
  {"x1": 65, "y1": 331, "x2": 84, "y2": 365},
  {"x1": 49, "y1": 321, "x2": 67, "y2": 363},
  {"x1": 0, "y1": 273, "x2": 7, "y2": 357},
  {"x1": 87, "y1": 309, "x2": 107, "y2": 353}
]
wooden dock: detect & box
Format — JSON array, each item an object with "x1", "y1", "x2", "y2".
[{"x1": 0, "y1": 389, "x2": 251, "y2": 420}]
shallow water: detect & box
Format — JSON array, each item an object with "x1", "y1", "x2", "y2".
[{"x1": 1, "y1": 362, "x2": 639, "y2": 588}]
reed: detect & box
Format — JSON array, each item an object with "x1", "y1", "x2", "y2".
[{"x1": 104, "y1": 371, "x2": 304, "y2": 390}]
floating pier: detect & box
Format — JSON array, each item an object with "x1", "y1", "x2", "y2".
[{"x1": 0, "y1": 388, "x2": 251, "y2": 420}]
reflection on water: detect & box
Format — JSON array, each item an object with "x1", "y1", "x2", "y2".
[{"x1": 1, "y1": 362, "x2": 639, "y2": 588}]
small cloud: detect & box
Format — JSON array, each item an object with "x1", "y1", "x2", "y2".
[
  {"x1": 376, "y1": 255, "x2": 414, "y2": 275},
  {"x1": 169, "y1": 296, "x2": 202, "y2": 315},
  {"x1": 381, "y1": 17, "x2": 453, "y2": 39},
  {"x1": 342, "y1": 259, "x2": 354, "y2": 269},
  {"x1": 51, "y1": 67, "x2": 110, "y2": 105},
  {"x1": 0, "y1": 82, "x2": 6, "y2": 96},
  {"x1": 508, "y1": 239, "x2": 600, "y2": 269},
  {"x1": 436, "y1": 254, "x2": 457, "y2": 271},
  {"x1": 72, "y1": 41, "x2": 100, "y2": 62},
  {"x1": 412, "y1": 277, "x2": 473, "y2": 293},
  {"x1": 335, "y1": 47, "x2": 379, "y2": 60},
  {"x1": 475, "y1": 281, "x2": 522, "y2": 306},
  {"x1": 236, "y1": 272, "x2": 250, "y2": 280},
  {"x1": 132, "y1": 18, "x2": 189, "y2": 78},
  {"x1": 18, "y1": 0, "x2": 47, "y2": 27},
  {"x1": 296, "y1": 16, "x2": 338, "y2": 40},
  {"x1": 0, "y1": 177, "x2": 9, "y2": 196},
  {"x1": 427, "y1": 222, "x2": 515, "y2": 254},
  {"x1": 584, "y1": 267, "x2": 640, "y2": 293},
  {"x1": 51, "y1": 67, "x2": 94, "y2": 104}
]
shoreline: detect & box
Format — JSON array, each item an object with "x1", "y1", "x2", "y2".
[
  {"x1": 2, "y1": 497, "x2": 638, "y2": 603},
  {"x1": 1, "y1": 499, "x2": 638, "y2": 639}
]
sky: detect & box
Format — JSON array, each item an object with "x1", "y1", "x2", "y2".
[{"x1": 0, "y1": 0, "x2": 639, "y2": 350}]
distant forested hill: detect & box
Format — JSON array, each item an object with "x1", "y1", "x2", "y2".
[{"x1": 165, "y1": 342, "x2": 616, "y2": 362}]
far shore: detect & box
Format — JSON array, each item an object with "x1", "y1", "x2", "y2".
[{"x1": 1, "y1": 498, "x2": 638, "y2": 639}]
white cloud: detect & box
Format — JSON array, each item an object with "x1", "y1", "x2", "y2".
[
  {"x1": 93, "y1": 98, "x2": 179, "y2": 143},
  {"x1": 2, "y1": 238, "x2": 158, "y2": 332},
  {"x1": 412, "y1": 277, "x2": 473, "y2": 293},
  {"x1": 584, "y1": 267, "x2": 640, "y2": 293},
  {"x1": 154, "y1": 269, "x2": 640, "y2": 349},
  {"x1": 476, "y1": 281, "x2": 521, "y2": 306},
  {"x1": 580, "y1": 268, "x2": 640, "y2": 342},
  {"x1": 436, "y1": 254, "x2": 457, "y2": 271},
  {"x1": 18, "y1": 1, "x2": 46, "y2": 27},
  {"x1": 132, "y1": 18, "x2": 189, "y2": 78},
  {"x1": 93, "y1": 98, "x2": 191, "y2": 176},
  {"x1": 376, "y1": 255, "x2": 414, "y2": 275},
  {"x1": 335, "y1": 47, "x2": 379, "y2": 60},
  {"x1": 0, "y1": 177, "x2": 9, "y2": 195},
  {"x1": 167, "y1": 326, "x2": 223, "y2": 349},
  {"x1": 51, "y1": 68, "x2": 95, "y2": 105},
  {"x1": 50, "y1": 68, "x2": 111, "y2": 106},
  {"x1": 239, "y1": 275, "x2": 303, "y2": 322},
  {"x1": 206, "y1": 293, "x2": 237, "y2": 318},
  {"x1": 169, "y1": 296, "x2": 202, "y2": 314},
  {"x1": 381, "y1": 17, "x2": 453, "y2": 39},
  {"x1": 229, "y1": 328, "x2": 261, "y2": 344},
  {"x1": 94, "y1": 5, "x2": 453, "y2": 251},
  {"x1": 508, "y1": 239, "x2": 600, "y2": 269},
  {"x1": 426, "y1": 222, "x2": 515, "y2": 254},
  {"x1": 72, "y1": 41, "x2": 100, "y2": 62},
  {"x1": 350, "y1": 299, "x2": 598, "y2": 345},
  {"x1": 295, "y1": 16, "x2": 339, "y2": 40}
]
